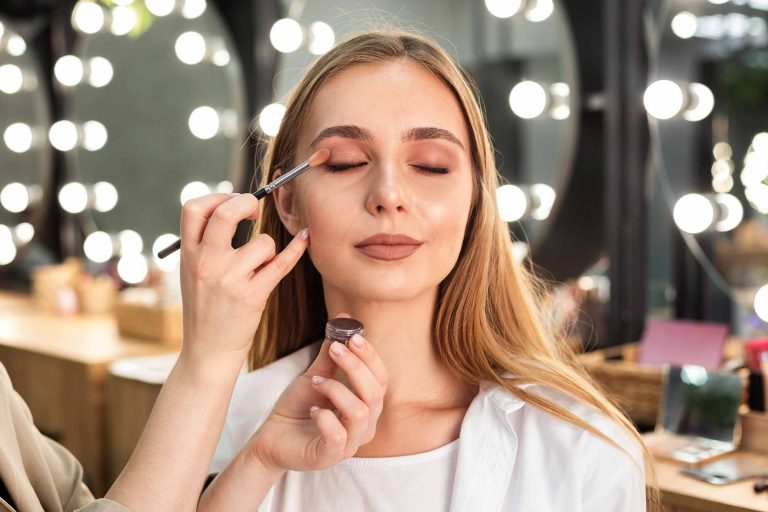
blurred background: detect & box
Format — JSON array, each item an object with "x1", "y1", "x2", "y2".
[{"x1": 0, "y1": 0, "x2": 767, "y2": 508}]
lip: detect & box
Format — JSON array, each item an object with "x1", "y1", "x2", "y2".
[{"x1": 354, "y1": 233, "x2": 423, "y2": 261}]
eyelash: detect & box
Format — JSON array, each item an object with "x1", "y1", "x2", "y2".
[{"x1": 325, "y1": 162, "x2": 449, "y2": 174}]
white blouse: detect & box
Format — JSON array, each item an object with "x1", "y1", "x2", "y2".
[{"x1": 210, "y1": 341, "x2": 647, "y2": 511}]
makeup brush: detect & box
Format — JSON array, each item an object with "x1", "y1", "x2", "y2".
[{"x1": 157, "y1": 148, "x2": 330, "y2": 259}]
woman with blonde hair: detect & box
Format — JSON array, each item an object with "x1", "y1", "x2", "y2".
[{"x1": 198, "y1": 29, "x2": 658, "y2": 511}]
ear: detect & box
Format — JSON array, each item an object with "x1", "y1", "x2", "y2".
[{"x1": 271, "y1": 170, "x2": 303, "y2": 236}]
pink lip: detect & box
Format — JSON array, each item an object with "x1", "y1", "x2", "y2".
[{"x1": 354, "y1": 233, "x2": 423, "y2": 261}]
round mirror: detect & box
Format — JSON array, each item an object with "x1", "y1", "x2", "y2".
[
  {"x1": 62, "y1": 0, "x2": 247, "y2": 281},
  {"x1": 0, "y1": 16, "x2": 52, "y2": 274},
  {"x1": 648, "y1": 0, "x2": 768, "y2": 334}
]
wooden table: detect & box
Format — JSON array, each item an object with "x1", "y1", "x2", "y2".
[
  {"x1": 657, "y1": 413, "x2": 768, "y2": 512},
  {"x1": 0, "y1": 291, "x2": 177, "y2": 496}
]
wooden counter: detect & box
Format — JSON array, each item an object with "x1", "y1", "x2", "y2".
[{"x1": 0, "y1": 291, "x2": 177, "y2": 496}]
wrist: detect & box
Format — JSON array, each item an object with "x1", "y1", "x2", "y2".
[
  {"x1": 242, "y1": 441, "x2": 286, "y2": 484},
  {"x1": 174, "y1": 349, "x2": 245, "y2": 388}
]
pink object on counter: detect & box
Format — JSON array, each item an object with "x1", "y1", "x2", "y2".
[{"x1": 637, "y1": 318, "x2": 728, "y2": 370}]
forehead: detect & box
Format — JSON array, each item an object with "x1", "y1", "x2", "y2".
[{"x1": 300, "y1": 58, "x2": 470, "y2": 148}]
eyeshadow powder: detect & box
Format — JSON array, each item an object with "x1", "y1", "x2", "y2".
[{"x1": 325, "y1": 317, "x2": 365, "y2": 346}]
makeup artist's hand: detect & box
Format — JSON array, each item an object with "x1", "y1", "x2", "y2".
[
  {"x1": 246, "y1": 316, "x2": 389, "y2": 474},
  {"x1": 179, "y1": 192, "x2": 309, "y2": 367}
]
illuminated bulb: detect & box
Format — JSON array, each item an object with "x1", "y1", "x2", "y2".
[
  {"x1": 496, "y1": 184, "x2": 528, "y2": 222},
  {"x1": 93, "y1": 181, "x2": 118, "y2": 212},
  {"x1": 0, "y1": 21, "x2": 4, "y2": 40},
  {"x1": 712, "y1": 173, "x2": 734, "y2": 193},
  {"x1": 72, "y1": 1, "x2": 106, "y2": 34},
  {"x1": 755, "y1": 284, "x2": 768, "y2": 323},
  {"x1": 0, "y1": 183, "x2": 29, "y2": 213},
  {"x1": 175, "y1": 31, "x2": 206, "y2": 65},
  {"x1": 84, "y1": 231, "x2": 114, "y2": 263},
  {"x1": 270, "y1": 18, "x2": 303, "y2": 53},
  {"x1": 58, "y1": 182, "x2": 89, "y2": 214},
  {"x1": 181, "y1": 0, "x2": 207, "y2": 19},
  {"x1": 0, "y1": 225, "x2": 16, "y2": 265},
  {"x1": 216, "y1": 180, "x2": 234, "y2": 193},
  {"x1": 180, "y1": 181, "x2": 210, "y2": 204},
  {"x1": 152, "y1": 234, "x2": 180, "y2": 271},
  {"x1": 530, "y1": 184, "x2": 556, "y2": 220},
  {"x1": 258, "y1": 103, "x2": 286, "y2": 136},
  {"x1": 713, "y1": 142, "x2": 733, "y2": 160},
  {"x1": 713, "y1": 193, "x2": 743, "y2": 232},
  {"x1": 110, "y1": 6, "x2": 138, "y2": 36},
  {"x1": 212, "y1": 49, "x2": 230, "y2": 66},
  {"x1": 14, "y1": 223, "x2": 34, "y2": 244},
  {"x1": 711, "y1": 160, "x2": 733, "y2": 177},
  {"x1": 188, "y1": 106, "x2": 219, "y2": 139},
  {"x1": 54, "y1": 55, "x2": 84, "y2": 87},
  {"x1": 746, "y1": 183, "x2": 768, "y2": 214},
  {"x1": 673, "y1": 193, "x2": 714, "y2": 234},
  {"x1": 3, "y1": 123, "x2": 33, "y2": 153},
  {"x1": 308, "y1": 22, "x2": 335, "y2": 55},
  {"x1": 83, "y1": 120, "x2": 108, "y2": 151},
  {"x1": 6, "y1": 34, "x2": 26, "y2": 56},
  {"x1": 485, "y1": 0, "x2": 524, "y2": 18},
  {"x1": 117, "y1": 253, "x2": 149, "y2": 284},
  {"x1": 549, "y1": 82, "x2": 571, "y2": 120},
  {"x1": 49, "y1": 120, "x2": 79, "y2": 151},
  {"x1": 672, "y1": 12, "x2": 698, "y2": 39},
  {"x1": 118, "y1": 230, "x2": 143, "y2": 255},
  {"x1": 683, "y1": 83, "x2": 714, "y2": 122},
  {"x1": 113, "y1": 0, "x2": 135, "y2": 5},
  {"x1": 753, "y1": 132, "x2": 768, "y2": 154},
  {"x1": 644, "y1": 80, "x2": 685, "y2": 120},
  {"x1": 511, "y1": 241, "x2": 529, "y2": 262},
  {"x1": 708, "y1": 0, "x2": 729, "y2": 3},
  {"x1": 509, "y1": 81, "x2": 548, "y2": 119},
  {"x1": 87, "y1": 57, "x2": 114, "y2": 87},
  {"x1": 525, "y1": 0, "x2": 554, "y2": 22},
  {"x1": 145, "y1": 0, "x2": 176, "y2": 17},
  {"x1": 0, "y1": 64, "x2": 23, "y2": 94}
]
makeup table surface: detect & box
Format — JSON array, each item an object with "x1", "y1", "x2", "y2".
[
  {"x1": 0, "y1": 291, "x2": 178, "y2": 496},
  {"x1": 657, "y1": 413, "x2": 768, "y2": 512}
]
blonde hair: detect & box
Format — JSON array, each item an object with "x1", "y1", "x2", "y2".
[{"x1": 250, "y1": 30, "x2": 659, "y2": 510}]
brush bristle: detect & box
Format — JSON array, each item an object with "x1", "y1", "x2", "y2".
[{"x1": 307, "y1": 148, "x2": 331, "y2": 167}]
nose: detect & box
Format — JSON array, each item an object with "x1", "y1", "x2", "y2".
[{"x1": 364, "y1": 159, "x2": 410, "y2": 216}]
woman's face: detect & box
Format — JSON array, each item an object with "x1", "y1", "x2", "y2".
[{"x1": 275, "y1": 58, "x2": 474, "y2": 302}]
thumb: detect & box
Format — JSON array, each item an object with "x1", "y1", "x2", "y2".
[{"x1": 305, "y1": 312, "x2": 352, "y2": 377}]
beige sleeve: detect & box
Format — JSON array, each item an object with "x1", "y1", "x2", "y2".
[{"x1": 75, "y1": 498, "x2": 133, "y2": 512}]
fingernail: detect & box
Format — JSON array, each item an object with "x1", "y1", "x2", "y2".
[
  {"x1": 229, "y1": 193, "x2": 239, "y2": 197},
  {"x1": 330, "y1": 341, "x2": 348, "y2": 356},
  {"x1": 297, "y1": 228, "x2": 310, "y2": 240},
  {"x1": 350, "y1": 333, "x2": 364, "y2": 348},
  {"x1": 311, "y1": 375, "x2": 326, "y2": 385},
  {"x1": 310, "y1": 405, "x2": 319, "y2": 415}
]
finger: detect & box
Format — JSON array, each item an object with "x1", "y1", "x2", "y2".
[
  {"x1": 180, "y1": 193, "x2": 238, "y2": 247},
  {"x1": 328, "y1": 340, "x2": 385, "y2": 408},
  {"x1": 345, "y1": 333, "x2": 389, "y2": 388},
  {"x1": 252, "y1": 227, "x2": 309, "y2": 291},
  {"x1": 310, "y1": 377, "x2": 369, "y2": 451},
  {"x1": 233, "y1": 233, "x2": 277, "y2": 276},
  {"x1": 200, "y1": 193, "x2": 261, "y2": 251},
  {"x1": 305, "y1": 312, "x2": 351, "y2": 378},
  {"x1": 309, "y1": 407, "x2": 346, "y2": 464}
]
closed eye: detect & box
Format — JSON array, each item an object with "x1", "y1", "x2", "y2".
[{"x1": 325, "y1": 162, "x2": 449, "y2": 175}]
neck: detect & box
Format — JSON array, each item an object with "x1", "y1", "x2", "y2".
[{"x1": 323, "y1": 284, "x2": 477, "y2": 417}]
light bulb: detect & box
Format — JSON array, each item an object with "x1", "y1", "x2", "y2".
[
  {"x1": 530, "y1": 183, "x2": 556, "y2": 220},
  {"x1": 673, "y1": 193, "x2": 714, "y2": 234},
  {"x1": 216, "y1": 180, "x2": 234, "y2": 193},
  {"x1": 713, "y1": 142, "x2": 733, "y2": 160},
  {"x1": 145, "y1": 0, "x2": 176, "y2": 17},
  {"x1": 181, "y1": 0, "x2": 206, "y2": 19},
  {"x1": 525, "y1": 0, "x2": 554, "y2": 22},
  {"x1": 72, "y1": 1, "x2": 106, "y2": 34},
  {"x1": 0, "y1": 225, "x2": 16, "y2": 266},
  {"x1": 308, "y1": 22, "x2": 335, "y2": 55},
  {"x1": 0, "y1": 64, "x2": 23, "y2": 94},
  {"x1": 509, "y1": 81, "x2": 548, "y2": 119},
  {"x1": 270, "y1": 18, "x2": 303, "y2": 53},
  {"x1": 82, "y1": 120, "x2": 108, "y2": 151},
  {"x1": 188, "y1": 106, "x2": 219, "y2": 139},
  {"x1": 258, "y1": 103, "x2": 286, "y2": 136},
  {"x1": 93, "y1": 181, "x2": 118, "y2": 212},
  {"x1": 180, "y1": 181, "x2": 210, "y2": 204},
  {"x1": 87, "y1": 57, "x2": 114, "y2": 87},
  {"x1": 6, "y1": 34, "x2": 26, "y2": 56},
  {"x1": 118, "y1": 229, "x2": 143, "y2": 255},
  {"x1": 175, "y1": 31, "x2": 206, "y2": 65},
  {"x1": 644, "y1": 80, "x2": 685, "y2": 120},
  {"x1": 496, "y1": 184, "x2": 528, "y2": 222},
  {"x1": 49, "y1": 120, "x2": 79, "y2": 151},
  {"x1": 485, "y1": 0, "x2": 524, "y2": 18},
  {"x1": 683, "y1": 83, "x2": 714, "y2": 122},
  {"x1": 14, "y1": 223, "x2": 34, "y2": 244},
  {"x1": 58, "y1": 182, "x2": 89, "y2": 214},
  {"x1": 713, "y1": 193, "x2": 743, "y2": 232},
  {"x1": 54, "y1": 55, "x2": 84, "y2": 87},
  {"x1": 84, "y1": 231, "x2": 114, "y2": 263},
  {"x1": 0, "y1": 183, "x2": 29, "y2": 213},
  {"x1": 110, "y1": 5, "x2": 138, "y2": 36},
  {"x1": 672, "y1": 12, "x2": 698, "y2": 39},
  {"x1": 212, "y1": 49, "x2": 230, "y2": 66},
  {"x1": 3, "y1": 123, "x2": 33, "y2": 153},
  {"x1": 753, "y1": 132, "x2": 768, "y2": 154},
  {"x1": 755, "y1": 284, "x2": 768, "y2": 323},
  {"x1": 117, "y1": 253, "x2": 149, "y2": 284}
]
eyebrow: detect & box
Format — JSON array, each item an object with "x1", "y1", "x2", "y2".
[{"x1": 309, "y1": 124, "x2": 465, "y2": 151}]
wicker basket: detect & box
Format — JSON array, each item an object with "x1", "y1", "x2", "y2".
[
  {"x1": 31, "y1": 258, "x2": 82, "y2": 313},
  {"x1": 114, "y1": 290, "x2": 183, "y2": 346},
  {"x1": 76, "y1": 274, "x2": 118, "y2": 314},
  {"x1": 579, "y1": 344, "x2": 663, "y2": 427}
]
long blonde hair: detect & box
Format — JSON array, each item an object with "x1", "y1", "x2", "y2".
[{"x1": 250, "y1": 30, "x2": 659, "y2": 509}]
